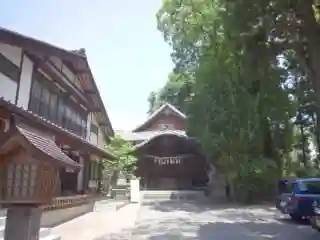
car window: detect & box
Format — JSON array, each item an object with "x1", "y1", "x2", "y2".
[{"x1": 298, "y1": 181, "x2": 320, "y2": 194}]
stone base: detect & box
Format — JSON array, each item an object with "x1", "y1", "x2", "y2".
[{"x1": 5, "y1": 206, "x2": 42, "y2": 240}]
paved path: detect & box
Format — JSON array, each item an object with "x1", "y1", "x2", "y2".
[
  {"x1": 131, "y1": 201, "x2": 320, "y2": 240},
  {"x1": 51, "y1": 202, "x2": 140, "y2": 240}
]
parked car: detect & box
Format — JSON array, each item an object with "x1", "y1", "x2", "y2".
[{"x1": 276, "y1": 178, "x2": 320, "y2": 220}]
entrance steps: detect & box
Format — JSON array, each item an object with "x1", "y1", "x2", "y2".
[
  {"x1": 141, "y1": 190, "x2": 209, "y2": 202},
  {"x1": 0, "y1": 214, "x2": 60, "y2": 240},
  {"x1": 93, "y1": 199, "x2": 128, "y2": 212}
]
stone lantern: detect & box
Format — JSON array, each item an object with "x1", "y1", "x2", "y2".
[{"x1": 0, "y1": 119, "x2": 81, "y2": 240}]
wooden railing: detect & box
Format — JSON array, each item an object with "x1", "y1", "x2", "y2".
[{"x1": 41, "y1": 194, "x2": 91, "y2": 212}]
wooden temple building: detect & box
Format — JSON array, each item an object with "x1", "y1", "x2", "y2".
[
  {"x1": 0, "y1": 27, "x2": 116, "y2": 208},
  {"x1": 118, "y1": 103, "x2": 209, "y2": 190}
]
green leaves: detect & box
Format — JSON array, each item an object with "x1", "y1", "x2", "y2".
[
  {"x1": 155, "y1": 0, "x2": 320, "y2": 202},
  {"x1": 103, "y1": 134, "x2": 137, "y2": 178}
]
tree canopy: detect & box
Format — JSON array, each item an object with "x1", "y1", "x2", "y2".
[
  {"x1": 154, "y1": 0, "x2": 320, "y2": 202},
  {"x1": 103, "y1": 134, "x2": 137, "y2": 179}
]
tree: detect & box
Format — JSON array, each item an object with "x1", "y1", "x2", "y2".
[
  {"x1": 103, "y1": 135, "x2": 137, "y2": 184},
  {"x1": 147, "y1": 72, "x2": 194, "y2": 114},
  {"x1": 156, "y1": 0, "x2": 319, "y2": 202}
]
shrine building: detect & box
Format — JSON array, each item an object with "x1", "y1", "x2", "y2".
[{"x1": 118, "y1": 103, "x2": 209, "y2": 190}]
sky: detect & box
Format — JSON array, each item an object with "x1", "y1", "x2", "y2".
[{"x1": 1, "y1": 0, "x2": 174, "y2": 131}]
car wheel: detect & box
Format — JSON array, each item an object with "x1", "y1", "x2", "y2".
[{"x1": 289, "y1": 213, "x2": 302, "y2": 221}]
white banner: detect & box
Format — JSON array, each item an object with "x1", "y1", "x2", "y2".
[{"x1": 144, "y1": 154, "x2": 192, "y2": 165}]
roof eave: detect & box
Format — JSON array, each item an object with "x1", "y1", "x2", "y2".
[{"x1": 132, "y1": 103, "x2": 187, "y2": 132}]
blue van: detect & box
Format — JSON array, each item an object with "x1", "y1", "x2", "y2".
[{"x1": 276, "y1": 178, "x2": 320, "y2": 220}]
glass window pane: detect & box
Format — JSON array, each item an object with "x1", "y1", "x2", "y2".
[
  {"x1": 14, "y1": 186, "x2": 20, "y2": 197},
  {"x1": 32, "y1": 79, "x2": 42, "y2": 99},
  {"x1": 57, "y1": 98, "x2": 65, "y2": 124},
  {"x1": 41, "y1": 87, "x2": 50, "y2": 105},
  {"x1": 49, "y1": 93, "x2": 58, "y2": 121}
]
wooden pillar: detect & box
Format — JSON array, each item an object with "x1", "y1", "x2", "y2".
[
  {"x1": 97, "y1": 159, "x2": 103, "y2": 194},
  {"x1": 82, "y1": 155, "x2": 90, "y2": 193}
]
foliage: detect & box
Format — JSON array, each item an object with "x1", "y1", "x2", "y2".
[
  {"x1": 103, "y1": 134, "x2": 137, "y2": 179},
  {"x1": 147, "y1": 72, "x2": 194, "y2": 114},
  {"x1": 155, "y1": 0, "x2": 320, "y2": 202}
]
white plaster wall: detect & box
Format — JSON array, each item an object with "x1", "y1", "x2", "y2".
[
  {"x1": 0, "y1": 43, "x2": 22, "y2": 66},
  {"x1": 0, "y1": 73, "x2": 17, "y2": 103},
  {"x1": 98, "y1": 128, "x2": 106, "y2": 149},
  {"x1": 17, "y1": 54, "x2": 33, "y2": 108},
  {"x1": 90, "y1": 132, "x2": 98, "y2": 145}
]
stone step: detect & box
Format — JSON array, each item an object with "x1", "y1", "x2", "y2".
[
  {"x1": 94, "y1": 200, "x2": 128, "y2": 212},
  {"x1": 141, "y1": 190, "x2": 208, "y2": 201}
]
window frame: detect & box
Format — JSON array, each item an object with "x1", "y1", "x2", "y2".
[
  {"x1": 28, "y1": 71, "x2": 88, "y2": 138},
  {"x1": 0, "y1": 53, "x2": 20, "y2": 82}
]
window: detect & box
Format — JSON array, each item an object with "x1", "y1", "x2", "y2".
[
  {"x1": 298, "y1": 181, "x2": 320, "y2": 194},
  {"x1": 29, "y1": 71, "x2": 88, "y2": 138},
  {"x1": 57, "y1": 98, "x2": 65, "y2": 125},
  {"x1": 29, "y1": 79, "x2": 41, "y2": 112},
  {"x1": 0, "y1": 53, "x2": 20, "y2": 82},
  {"x1": 29, "y1": 72, "x2": 57, "y2": 121},
  {"x1": 39, "y1": 87, "x2": 50, "y2": 118},
  {"x1": 48, "y1": 93, "x2": 58, "y2": 122},
  {"x1": 91, "y1": 123, "x2": 98, "y2": 135}
]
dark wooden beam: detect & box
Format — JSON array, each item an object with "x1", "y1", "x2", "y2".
[
  {"x1": 38, "y1": 62, "x2": 89, "y2": 108},
  {"x1": 84, "y1": 90, "x2": 96, "y2": 95},
  {"x1": 89, "y1": 108, "x2": 101, "y2": 112},
  {"x1": 98, "y1": 122, "x2": 108, "y2": 127}
]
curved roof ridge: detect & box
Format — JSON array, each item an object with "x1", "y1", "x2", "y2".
[
  {"x1": 134, "y1": 131, "x2": 188, "y2": 150},
  {"x1": 132, "y1": 103, "x2": 186, "y2": 132}
]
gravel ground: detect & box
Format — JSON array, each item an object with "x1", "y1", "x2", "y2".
[{"x1": 129, "y1": 201, "x2": 320, "y2": 240}]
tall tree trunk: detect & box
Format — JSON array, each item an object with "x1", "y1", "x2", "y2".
[{"x1": 300, "y1": 125, "x2": 308, "y2": 167}]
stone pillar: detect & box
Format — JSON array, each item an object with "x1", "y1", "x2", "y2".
[
  {"x1": 77, "y1": 156, "x2": 84, "y2": 192},
  {"x1": 130, "y1": 179, "x2": 140, "y2": 203},
  {"x1": 5, "y1": 206, "x2": 42, "y2": 240}
]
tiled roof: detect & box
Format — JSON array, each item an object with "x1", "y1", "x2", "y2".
[
  {"x1": 116, "y1": 130, "x2": 187, "y2": 141},
  {"x1": 17, "y1": 126, "x2": 81, "y2": 168},
  {"x1": 134, "y1": 131, "x2": 189, "y2": 149},
  {"x1": 0, "y1": 97, "x2": 116, "y2": 159},
  {"x1": 132, "y1": 103, "x2": 187, "y2": 132}
]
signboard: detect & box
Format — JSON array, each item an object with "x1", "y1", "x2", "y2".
[
  {"x1": 153, "y1": 156, "x2": 181, "y2": 165},
  {"x1": 144, "y1": 154, "x2": 192, "y2": 165}
]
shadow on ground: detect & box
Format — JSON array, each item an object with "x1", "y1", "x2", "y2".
[
  {"x1": 132, "y1": 219, "x2": 317, "y2": 240},
  {"x1": 93, "y1": 203, "x2": 318, "y2": 239},
  {"x1": 142, "y1": 200, "x2": 276, "y2": 214},
  {"x1": 130, "y1": 203, "x2": 318, "y2": 240}
]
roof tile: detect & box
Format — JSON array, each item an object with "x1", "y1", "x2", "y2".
[{"x1": 17, "y1": 126, "x2": 81, "y2": 168}]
